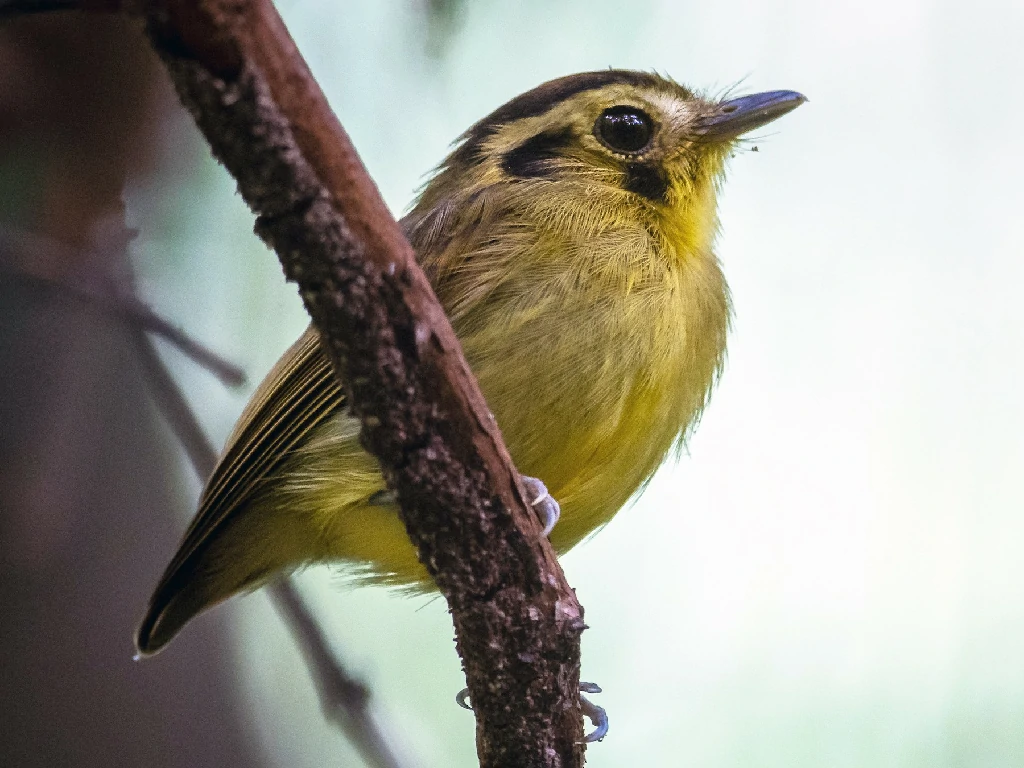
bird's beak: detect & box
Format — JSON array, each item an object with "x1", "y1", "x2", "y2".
[{"x1": 694, "y1": 90, "x2": 806, "y2": 141}]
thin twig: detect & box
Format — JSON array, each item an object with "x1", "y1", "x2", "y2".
[
  {"x1": 0, "y1": 228, "x2": 245, "y2": 387},
  {"x1": 118, "y1": 262, "x2": 413, "y2": 768},
  {"x1": 132, "y1": 330, "x2": 220, "y2": 476},
  {"x1": 268, "y1": 582, "x2": 409, "y2": 768},
  {"x1": 117, "y1": 293, "x2": 246, "y2": 387}
]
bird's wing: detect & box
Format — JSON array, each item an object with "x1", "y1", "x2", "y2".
[
  {"x1": 145, "y1": 203, "x2": 483, "y2": 600},
  {"x1": 154, "y1": 324, "x2": 344, "y2": 592},
  {"x1": 139, "y1": 205, "x2": 498, "y2": 651}
]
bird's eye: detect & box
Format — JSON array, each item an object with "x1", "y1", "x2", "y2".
[{"x1": 595, "y1": 106, "x2": 654, "y2": 154}]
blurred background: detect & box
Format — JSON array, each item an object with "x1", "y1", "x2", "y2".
[{"x1": 2, "y1": 0, "x2": 1022, "y2": 766}]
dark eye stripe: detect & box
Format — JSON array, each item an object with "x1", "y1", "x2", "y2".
[
  {"x1": 502, "y1": 128, "x2": 670, "y2": 203},
  {"x1": 501, "y1": 128, "x2": 575, "y2": 179},
  {"x1": 624, "y1": 162, "x2": 669, "y2": 203}
]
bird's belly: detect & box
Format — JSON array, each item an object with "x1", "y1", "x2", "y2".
[
  {"x1": 298, "y1": 350, "x2": 684, "y2": 587},
  {"x1": 463, "y1": 306, "x2": 694, "y2": 555},
  {"x1": 500, "y1": 372, "x2": 685, "y2": 554},
  {"x1": 305, "y1": 289, "x2": 710, "y2": 587}
]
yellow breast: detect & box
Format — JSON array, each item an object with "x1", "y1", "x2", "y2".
[{"x1": 449, "y1": 199, "x2": 730, "y2": 553}]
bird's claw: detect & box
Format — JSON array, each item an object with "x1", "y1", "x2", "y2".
[
  {"x1": 456, "y1": 681, "x2": 608, "y2": 743},
  {"x1": 579, "y1": 682, "x2": 608, "y2": 743},
  {"x1": 522, "y1": 476, "x2": 560, "y2": 538}
]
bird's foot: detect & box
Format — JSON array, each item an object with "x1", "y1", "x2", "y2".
[
  {"x1": 522, "y1": 476, "x2": 560, "y2": 538},
  {"x1": 456, "y1": 681, "x2": 608, "y2": 743},
  {"x1": 370, "y1": 480, "x2": 558, "y2": 539},
  {"x1": 578, "y1": 682, "x2": 608, "y2": 743}
]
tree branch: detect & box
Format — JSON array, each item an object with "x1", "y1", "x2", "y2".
[{"x1": 133, "y1": 1, "x2": 587, "y2": 764}]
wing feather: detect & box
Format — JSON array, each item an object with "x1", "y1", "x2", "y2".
[
  {"x1": 152, "y1": 325, "x2": 344, "y2": 594},
  {"x1": 139, "y1": 206, "x2": 496, "y2": 653}
]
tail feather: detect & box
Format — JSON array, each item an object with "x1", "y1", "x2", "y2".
[
  {"x1": 135, "y1": 575, "x2": 213, "y2": 656},
  {"x1": 135, "y1": 536, "x2": 276, "y2": 655}
]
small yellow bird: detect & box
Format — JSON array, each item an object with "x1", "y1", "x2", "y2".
[{"x1": 137, "y1": 70, "x2": 803, "y2": 655}]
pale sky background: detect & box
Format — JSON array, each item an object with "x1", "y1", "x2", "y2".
[{"x1": 131, "y1": 0, "x2": 1024, "y2": 765}]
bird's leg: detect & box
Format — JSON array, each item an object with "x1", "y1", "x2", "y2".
[
  {"x1": 456, "y1": 682, "x2": 608, "y2": 743},
  {"x1": 578, "y1": 682, "x2": 608, "y2": 743},
  {"x1": 370, "y1": 479, "x2": 558, "y2": 538},
  {"x1": 521, "y1": 476, "x2": 560, "y2": 538}
]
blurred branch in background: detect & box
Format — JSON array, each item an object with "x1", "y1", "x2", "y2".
[
  {"x1": 420, "y1": 0, "x2": 467, "y2": 60},
  {"x1": 268, "y1": 581, "x2": 410, "y2": 768},
  {"x1": 0, "y1": 13, "x2": 264, "y2": 767},
  {"x1": 123, "y1": 261, "x2": 415, "y2": 768},
  {"x1": 0, "y1": 228, "x2": 245, "y2": 388},
  {"x1": 0, "y1": 9, "x2": 409, "y2": 768}
]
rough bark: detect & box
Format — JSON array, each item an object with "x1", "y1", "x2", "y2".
[{"x1": 137, "y1": 1, "x2": 587, "y2": 765}]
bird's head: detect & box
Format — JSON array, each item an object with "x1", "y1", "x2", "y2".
[{"x1": 412, "y1": 70, "x2": 804, "y2": 257}]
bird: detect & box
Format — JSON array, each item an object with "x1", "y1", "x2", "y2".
[{"x1": 136, "y1": 69, "x2": 804, "y2": 656}]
